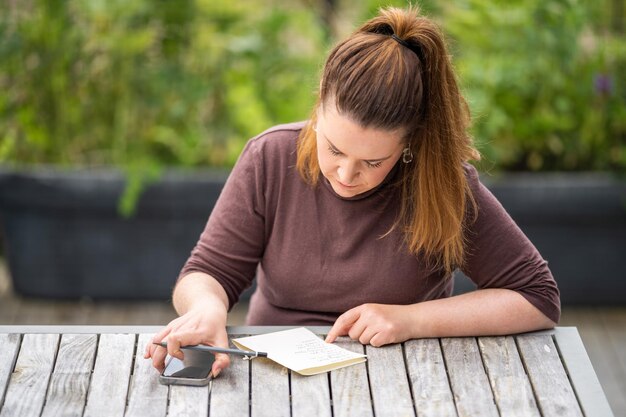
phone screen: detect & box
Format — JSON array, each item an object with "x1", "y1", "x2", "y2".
[{"x1": 162, "y1": 349, "x2": 215, "y2": 379}]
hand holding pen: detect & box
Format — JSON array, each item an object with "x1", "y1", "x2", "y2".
[{"x1": 154, "y1": 341, "x2": 268, "y2": 360}]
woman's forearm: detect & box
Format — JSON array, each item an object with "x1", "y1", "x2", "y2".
[
  {"x1": 410, "y1": 288, "x2": 556, "y2": 339},
  {"x1": 172, "y1": 272, "x2": 230, "y2": 316}
]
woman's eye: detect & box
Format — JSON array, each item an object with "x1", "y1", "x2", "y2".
[
  {"x1": 365, "y1": 161, "x2": 383, "y2": 168},
  {"x1": 328, "y1": 146, "x2": 341, "y2": 156}
]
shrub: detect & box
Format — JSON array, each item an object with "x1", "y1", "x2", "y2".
[
  {"x1": 1, "y1": 0, "x2": 624, "y2": 181},
  {"x1": 442, "y1": 0, "x2": 626, "y2": 172},
  {"x1": 0, "y1": 0, "x2": 327, "y2": 213}
]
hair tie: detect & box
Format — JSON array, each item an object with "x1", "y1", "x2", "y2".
[
  {"x1": 390, "y1": 33, "x2": 425, "y2": 65},
  {"x1": 391, "y1": 34, "x2": 410, "y2": 49}
]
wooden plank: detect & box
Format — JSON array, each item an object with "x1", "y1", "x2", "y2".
[
  {"x1": 404, "y1": 338, "x2": 456, "y2": 417},
  {"x1": 122, "y1": 301, "x2": 176, "y2": 325},
  {"x1": 125, "y1": 333, "x2": 169, "y2": 417},
  {"x1": 84, "y1": 333, "x2": 135, "y2": 417},
  {"x1": 601, "y1": 309, "x2": 626, "y2": 394},
  {"x1": 88, "y1": 301, "x2": 176, "y2": 325},
  {"x1": 0, "y1": 296, "x2": 21, "y2": 324},
  {"x1": 330, "y1": 338, "x2": 373, "y2": 417},
  {"x1": 516, "y1": 334, "x2": 583, "y2": 417},
  {"x1": 561, "y1": 310, "x2": 622, "y2": 415},
  {"x1": 478, "y1": 336, "x2": 539, "y2": 416},
  {"x1": 0, "y1": 334, "x2": 21, "y2": 409},
  {"x1": 12, "y1": 298, "x2": 95, "y2": 325},
  {"x1": 441, "y1": 337, "x2": 498, "y2": 417},
  {"x1": 0, "y1": 333, "x2": 59, "y2": 417},
  {"x1": 251, "y1": 356, "x2": 290, "y2": 417},
  {"x1": 41, "y1": 334, "x2": 97, "y2": 417},
  {"x1": 291, "y1": 371, "x2": 331, "y2": 417},
  {"x1": 553, "y1": 327, "x2": 614, "y2": 417},
  {"x1": 0, "y1": 261, "x2": 10, "y2": 297},
  {"x1": 88, "y1": 302, "x2": 138, "y2": 325},
  {"x1": 289, "y1": 331, "x2": 331, "y2": 417},
  {"x1": 168, "y1": 385, "x2": 210, "y2": 417},
  {"x1": 366, "y1": 343, "x2": 415, "y2": 417},
  {"x1": 209, "y1": 334, "x2": 250, "y2": 417},
  {"x1": 226, "y1": 302, "x2": 249, "y2": 326}
]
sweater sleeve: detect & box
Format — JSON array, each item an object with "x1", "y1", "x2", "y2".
[
  {"x1": 178, "y1": 138, "x2": 266, "y2": 309},
  {"x1": 461, "y1": 165, "x2": 561, "y2": 323}
]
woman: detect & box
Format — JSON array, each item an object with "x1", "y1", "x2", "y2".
[{"x1": 145, "y1": 6, "x2": 559, "y2": 377}]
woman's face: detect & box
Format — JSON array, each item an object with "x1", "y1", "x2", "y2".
[{"x1": 316, "y1": 101, "x2": 406, "y2": 198}]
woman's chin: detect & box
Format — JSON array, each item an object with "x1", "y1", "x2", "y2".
[{"x1": 331, "y1": 180, "x2": 364, "y2": 197}]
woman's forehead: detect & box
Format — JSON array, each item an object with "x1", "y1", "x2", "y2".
[
  {"x1": 319, "y1": 101, "x2": 404, "y2": 138},
  {"x1": 318, "y1": 102, "x2": 405, "y2": 158}
]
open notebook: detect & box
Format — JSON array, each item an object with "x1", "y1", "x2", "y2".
[{"x1": 232, "y1": 327, "x2": 367, "y2": 376}]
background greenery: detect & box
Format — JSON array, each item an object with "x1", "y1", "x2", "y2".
[{"x1": 1, "y1": 0, "x2": 625, "y2": 179}]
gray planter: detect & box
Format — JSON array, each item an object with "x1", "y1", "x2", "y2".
[
  {"x1": 454, "y1": 172, "x2": 626, "y2": 305},
  {"x1": 0, "y1": 167, "x2": 229, "y2": 299},
  {"x1": 1, "y1": 167, "x2": 624, "y2": 304}
]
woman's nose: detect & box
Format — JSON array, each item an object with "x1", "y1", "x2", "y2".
[{"x1": 337, "y1": 160, "x2": 358, "y2": 184}]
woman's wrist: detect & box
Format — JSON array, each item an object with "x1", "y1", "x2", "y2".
[
  {"x1": 406, "y1": 302, "x2": 428, "y2": 340},
  {"x1": 173, "y1": 272, "x2": 230, "y2": 317},
  {"x1": 187, "y1": 296, "x2": 228, "y2": 319}
]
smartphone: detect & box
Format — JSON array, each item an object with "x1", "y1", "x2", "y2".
[{"x1": 159, "y1": 347, "x2": 215, "y2": 386}]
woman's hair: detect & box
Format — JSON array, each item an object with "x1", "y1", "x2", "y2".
[{"x1": 296, "y1": 5, "x2": 480, "y2": 274}]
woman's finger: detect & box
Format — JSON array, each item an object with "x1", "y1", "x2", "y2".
[
  {"x1": 153, "y1": 325, "x2": 174, "y2": 345},
  {"x1": 210, "y1": 328, "x2": 232, "y2": 378},
  {"x1": 143, "y1": 342, "x2": 152, "y2": 359},
  {"x1": 164, "y1": 335, "x2": 184, "y2": 360},
  {"x1": 369, "y1": 332, "x2": 387, "y2": 347},
  {"x1": 358, "y1": 327, "x2": 378, "y2": 346},
  {"x1": 347, "y1": 317, "x2": 368, "y2": 342},
  {"x1": 211, "y1": 353, "x2": 230, "y2": 378},
  {"x1": 152, "y1": 346, "x2": 168, "y2": 372},
  {"x1": 326, "y1": 306, "x2": 361, "y2": 343}
]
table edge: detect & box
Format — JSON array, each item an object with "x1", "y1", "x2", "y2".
[
  {"x1": 0, "y1": 325, "x2": 583, "y2": 337},
  {"x1": 553, "y1": 327, "x2": 614, "y2": 417},
  {"x1": 0, "y1": 325, "x2": 335, "y2": 334},
  {"x1": 0, "y1": 324, "x2": 568, "y2": 335}
]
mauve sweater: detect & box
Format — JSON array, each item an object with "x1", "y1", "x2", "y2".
[{"x1": 179, "y1": 122, "x2": 561, "y2": 325}]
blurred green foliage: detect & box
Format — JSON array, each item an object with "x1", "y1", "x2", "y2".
[
  {"x1": 442, "y1": 0, "x2": 626, "y2": 172},
  {"x1": 0, "y1": 0, "x2": 325, "y2": 172},
  {"x1": 0, "y1": 0, "x2": 625, "y2": 182}
]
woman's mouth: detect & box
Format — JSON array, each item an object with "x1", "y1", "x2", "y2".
[{"x1": 337, "y1": 180, "x2": 358, "y2": 189}]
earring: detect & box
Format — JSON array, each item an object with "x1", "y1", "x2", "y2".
[
  {"x1": 402, "y1": 147, "x2": 413, "y2": 164},
  {"x1": 312, "y1": 125, "x2": 317, "y2": 132}
]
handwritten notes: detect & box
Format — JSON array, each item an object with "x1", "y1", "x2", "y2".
[{"x1": 232, "y1": 327, "x2": 366, "y2": 375}]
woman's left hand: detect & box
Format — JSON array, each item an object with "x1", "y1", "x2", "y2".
[{"x1": 325, "y1": 303, "x2": 417, "y2": 347}]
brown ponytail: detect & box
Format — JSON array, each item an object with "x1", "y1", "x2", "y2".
[{"x1": 296, "y1": 5, "x2": 480, "y2": 274}]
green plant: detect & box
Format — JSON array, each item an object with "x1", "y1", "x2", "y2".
[
  {"x1": 442, "y1": 0, "x2": 626, "y2": 172},
  {"x1": 0, "y1": 0, "x2": 326, "y2": 213},
  {"x1": 1, "y1": 0, "x2": 624, "y2": 212}
]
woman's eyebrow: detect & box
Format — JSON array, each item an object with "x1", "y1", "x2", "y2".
[{"x1": 325, "y1": 135, "x2": 393, "y2": 163}]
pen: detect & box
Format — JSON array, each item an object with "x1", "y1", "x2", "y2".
[{"x1": 154, "y1": 342, "x2": 268, "y2": 358}]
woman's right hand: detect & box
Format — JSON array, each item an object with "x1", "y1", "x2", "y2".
[{"x1": 143, "y1": 300, "x2": 230, "y2": 378}]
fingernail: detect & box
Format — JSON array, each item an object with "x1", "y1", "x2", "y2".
[{"x1": 213, "y1": 368, "x2": 221, "y2": 378}]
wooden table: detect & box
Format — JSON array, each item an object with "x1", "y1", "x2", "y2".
[{"x1": 0, "y1": 325, "x2": 613, "y2": 417}]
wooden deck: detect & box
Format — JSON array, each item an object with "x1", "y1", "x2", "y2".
[{"x1": 0, "y1": 264, "x2": 624, "y2": 415}]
